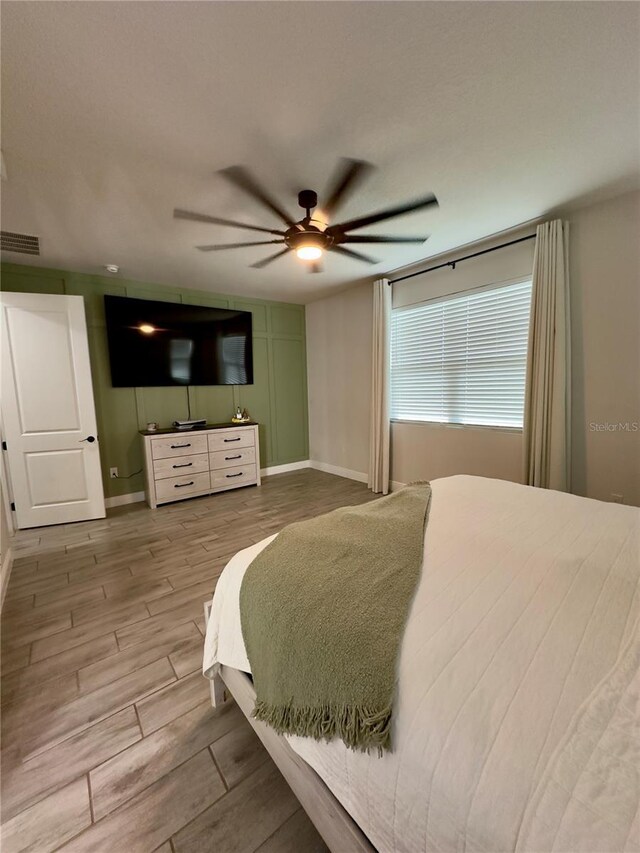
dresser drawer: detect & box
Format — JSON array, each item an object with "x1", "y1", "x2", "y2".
[
  {"x1": 208, "y1": 429, "x2": 255, "y2": 453},
  {"x1": 153, "y1": 453, "x2": 209, "y2": 481},
  {"x1": 154, "y1": 471, "x2": 211, "y2": 503},
  {"x1": 211, "y1": 464, "x2": 257, "y2": 490},
  {"x1": 210, "y1": 446, "x2": 256, "y2": 470},
  {"x1": 151, "y1": 435, "x2": 208, "y2": 460}
]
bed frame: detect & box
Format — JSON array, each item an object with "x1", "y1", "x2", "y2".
[{"x1": 204, "y1": 603, "x2": 375, "y2": 853}]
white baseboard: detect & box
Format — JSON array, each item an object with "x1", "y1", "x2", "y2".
[
  {"x1": 261, "y1": 460, "x2": 310, "y2": 477},
  {"x1": 309, "y1": 460, "x2": 368, "y2": 484},
  {"x1": 1, "y1": 546, "x2": 14, "y2": 611},
  {"x1": 309, "y1": 460, "x2": 406, "y2": 493},
  {"x1": 104, "y1": 491, "x2": 146, "y2": 509}
]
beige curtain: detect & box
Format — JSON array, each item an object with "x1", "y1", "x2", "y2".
[
  {"x1": 523, "y1": 220, "x2": 571, "y2": 491},
  {"x1": 368, "y1": 279, "x2": 391, "y2": 494}
]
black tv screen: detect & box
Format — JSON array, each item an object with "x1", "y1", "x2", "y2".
[{"x1": 104, "y1": 295, "x2": 253, "y2": 387}]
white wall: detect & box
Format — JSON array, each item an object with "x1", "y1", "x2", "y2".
[
  {"x1": 307, "y1": 284, "x2": 372, "y2": 477},
  {"x1": 567, "y1": 190, "x2": 640, "y2": 504},
  {"x1": 0, "y1": 418, "x2": 12, "y2": 546},
  {"x1": 306, "y1": 189, "x2": 640, "y2": 505},
  {"x1": 391, "y1": 421, "x2": 522, "y2": 484},
  {"x1": 392, "y1": 232, "x2": 535, "y2": 310},
  {"x1": 0, "y1": 479, "x2": 11, "y2": 559},
  {"x1": 0, "y1": 478, "x2": 14, "y2": 608}
]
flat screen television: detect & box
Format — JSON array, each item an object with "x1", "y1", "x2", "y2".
[{"x1": 104, "y1": 295, "x2": 253, "y2": 387}]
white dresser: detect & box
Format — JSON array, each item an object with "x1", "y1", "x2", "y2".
[{"x1": 140, "y1": 423, "x2": 261, "y2": 509}]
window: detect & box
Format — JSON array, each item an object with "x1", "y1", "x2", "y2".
[{"x1": 390, "y1": 279, "x2": 532, "y2": 428}]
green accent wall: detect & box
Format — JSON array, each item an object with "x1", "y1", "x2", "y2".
[{"x1": 1, "y1": 263, "x2": 309, "y2": 499}]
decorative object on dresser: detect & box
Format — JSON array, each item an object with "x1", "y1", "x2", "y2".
[
  {"x1": 140, "y1": 422, "x2": 260, "y2": 509},
  {"x1": 232, "y1": 406, "x2": 252, "y2": 424}
]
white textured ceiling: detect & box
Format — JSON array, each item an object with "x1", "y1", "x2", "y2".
[{"x1": 1, "y1": 1, "x2": 639, "y2": 303}]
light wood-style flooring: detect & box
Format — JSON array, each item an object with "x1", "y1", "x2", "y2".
[{"x1": 1, "y1": 469, "x2": 377, "y2": 853}]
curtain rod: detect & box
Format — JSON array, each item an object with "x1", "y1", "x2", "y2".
[{"x1": 389, "y1": 233, "x2": 537, "y2": 285}]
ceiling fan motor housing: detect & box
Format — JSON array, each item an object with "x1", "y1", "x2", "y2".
[{"x1": 285, "y1": 223, "x2": 333, "y2": 252}]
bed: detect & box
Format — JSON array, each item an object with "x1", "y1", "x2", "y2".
[{"x1": 203, "y1": 475, "x2": 640, "y2": 853}]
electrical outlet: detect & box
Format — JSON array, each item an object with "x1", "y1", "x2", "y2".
[
  {"x1": 110, "y1": 467, "x2": 119, "y2": 479},
  {"x1": 611, "y1": 493, "x2": 624, "y2": 504}
]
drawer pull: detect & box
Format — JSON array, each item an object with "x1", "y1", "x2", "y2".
[
  {"x1": 174, "y1": 481, "x2": 195, "y2": 488},
  {"x1": 223, "y1": 437, "x2": 241, "y2": 443},
  {"x1": 225, "y1": 455, "x2": 242, "y2": 461},
  {"x1": 226, "y1": 472, "x2": 243, "y2": 478},
  {"x1": 170, "y1": 443, "x2": 191, "y2": 449},
  {"x1": 172, "y1": 462, "x2": 193, "y2": 469}
]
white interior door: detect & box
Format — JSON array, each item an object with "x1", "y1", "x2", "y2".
[{"x1": 1, "y1": 292, "x2": 105, "y2": 529}]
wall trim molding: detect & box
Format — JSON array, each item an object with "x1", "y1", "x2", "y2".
[
  {"x1": 104, "y1": 491, "x2": 146, "y2": 509},
  {"x1": 309, "y1": 460, "x2": 368, "y2": 484},
  {"x1": 1, "y1": 546, "x2": 14, "y2": 611},
  {"x1": 261, "y1": 460, "x2": 310, "y2": 476}
]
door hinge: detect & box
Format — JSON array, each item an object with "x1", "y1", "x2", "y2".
[
  {"x1": 1, "y1": 441, "x2": 6, "y2": 451},
  {"x1": 10, "y1": 502, "x2": 16, "y2": 512}
]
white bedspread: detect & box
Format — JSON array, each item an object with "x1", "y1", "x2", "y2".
[{"x1": 203, "y1": 475, "x2": 640, "y2": 853}]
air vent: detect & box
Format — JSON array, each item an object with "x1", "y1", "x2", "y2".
[{"x1": 1, "y1": 231, "x2": 40, "y2": 255}]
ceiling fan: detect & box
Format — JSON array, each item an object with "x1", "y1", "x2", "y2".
[{"x1": 174, "y1": 159, "x2": 438, "y2": 273}]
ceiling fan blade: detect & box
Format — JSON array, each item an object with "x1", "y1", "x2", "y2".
[
  {"x1": 329, "y1": 193, "x2": 438, "y2": 234},
  {"x1": 250, "y1": 247, "x2": 291, "y2": 269},
  {"x1": 322, "y1": 158, "x2": 373, "y2": 221},
  {"x1": 174, "y1": 208, "x2": 285, "y2": 236},
  {"x1": 219, "y1": 166, "x2": 300, "y2": 229},
  {"x1": 196, "y1": 240, "x2": 284, "y2": 252},
  {"x1": 339, "y1": 235, "x2": 428, "y2": 244},
  {"x1": 308, "y1": 260, "x2": 323, "y2": 274},
  {"x1": 330, "y1": 245, "x2": 379, "y2": 265}
]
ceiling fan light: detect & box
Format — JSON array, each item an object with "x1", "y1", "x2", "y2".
[{"x1": 296, "y1": 246, "x2": 323, "y2": 261}]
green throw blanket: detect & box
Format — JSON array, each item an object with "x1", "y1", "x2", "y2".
[{"x1": 239, "y1": 482, "x2": 431, "y2": 754}]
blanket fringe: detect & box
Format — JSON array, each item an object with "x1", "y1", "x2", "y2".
[{"x1": 252, "y1": 699, "x2": 392, "y2": 755}]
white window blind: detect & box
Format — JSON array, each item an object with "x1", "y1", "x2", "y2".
[{"x1": 390, "y1": 279, "x2": 532, "y2": 428}]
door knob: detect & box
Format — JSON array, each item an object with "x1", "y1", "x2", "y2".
[{"x1": 80, "y1": 435, "x2": 96, "y2": 443}]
